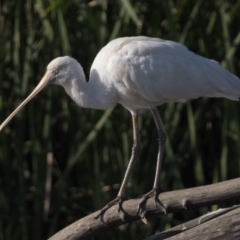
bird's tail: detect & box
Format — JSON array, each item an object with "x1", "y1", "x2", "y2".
[{"x1": 206, "y1": 67, "x2": 240, "y2": 101}]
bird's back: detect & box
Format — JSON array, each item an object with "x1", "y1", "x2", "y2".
[{"x1": 91, "y1": 37, "x2": 240, "y2": 111}]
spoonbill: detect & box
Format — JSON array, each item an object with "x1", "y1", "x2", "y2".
[{"x1": 0, "y1": 36, "x2": 240, "y2": 221}]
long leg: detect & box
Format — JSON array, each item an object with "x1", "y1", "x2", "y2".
[
  {"x1": 95, "y1": 111, "x2": 140, "y2": 220},
  {"x1": 137, "y1": 108, "x2": 166, "y2": 220},
  {"x1": 151, "y1": 108, "x2": 166, "y2": 189},
  {"x1": 117, "y1": 111, "x2": 140, "y2": 197}
]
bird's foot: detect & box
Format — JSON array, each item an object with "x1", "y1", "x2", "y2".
[
  {"x1": 137, "y1": 187, "x2": 165, "y2": 224},
  {"x1": 95, "y1": 196, "x2": 128, "y2": 222}
]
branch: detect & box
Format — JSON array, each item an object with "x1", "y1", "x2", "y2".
[
  {"x1": 144, "y1": 205, "x2": 240, "y2": 240},
  {"x1": 48, "y1": 178, "x2": 240, "y2": 240}
]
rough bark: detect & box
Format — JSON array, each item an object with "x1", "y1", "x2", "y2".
[
  {"x1": 48, "y1": 178, "x2": 240, "y2": 240},
  {"x1": 144, "y1": 205, "x2": 240, "y2": 240}
]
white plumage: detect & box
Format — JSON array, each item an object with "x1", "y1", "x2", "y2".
[
  {"x1": 48, "y1": 36, "x2": 240, "y2": 113},
  {"x1": 1, "y1": 36, "x2": 240, "y2": 219}
]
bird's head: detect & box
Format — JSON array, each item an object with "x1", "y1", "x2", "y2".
[
  {"x1": 47, "y1": 56, "x2": 82, "y2": 86},
  {"x1": 0, "y1": 56, "x2": 81, "y2": 132}
]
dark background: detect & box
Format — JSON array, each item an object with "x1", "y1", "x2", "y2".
[{"x1": 0, "y1": 0, "x2": 240, "y2": 239}]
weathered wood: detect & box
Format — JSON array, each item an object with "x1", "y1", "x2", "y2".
[
  {"x1": 144, "y1": 205, "x2": 240, "y2": 240},
  {"x1": 48, "y1": 178, "x2": 240, "y2": 240}
]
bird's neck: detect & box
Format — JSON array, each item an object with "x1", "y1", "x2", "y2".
[{"x1": 63, "y1": 68, "x2": 117, "y2": 110}]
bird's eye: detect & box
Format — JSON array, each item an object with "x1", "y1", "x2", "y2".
[
  {"x1": 52, "y1": 70, "x2": 58, "y2": 75},
  {"x1": 49, "y1": 70, "x2": 58, "y2": 84}
]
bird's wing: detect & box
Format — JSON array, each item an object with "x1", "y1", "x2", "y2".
[{"x1": 105, "y1": 37, "x2": 240, "y2": 109}]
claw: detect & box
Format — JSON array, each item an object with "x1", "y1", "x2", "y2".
[
  {"x1": 95, "y1": 196, "x2": 128, "y2": 222},
  {"x1": 137, "y1": 188, "x2": 165, "y2": 223},
  {"x1": 140, "y1": 210, "x2": 148, "y2": 224},
  {"x1": 137, "y1": 188, "x2": 158, "y2": 213}
]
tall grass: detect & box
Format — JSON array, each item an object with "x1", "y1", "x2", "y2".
[{"x1": 0, "y1": 0, "x2": 240, "y2": 239}]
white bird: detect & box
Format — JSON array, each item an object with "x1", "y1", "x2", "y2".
[{"x1": 0, "y1": 36, "x2": 240, "y2": 221}]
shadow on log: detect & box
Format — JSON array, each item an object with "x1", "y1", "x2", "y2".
[{"x1": 48, "y1": 178, "x2": 240, "y2": 240}]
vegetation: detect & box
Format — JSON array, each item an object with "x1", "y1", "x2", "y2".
[{"x1": 0, "y1": 0, "x2": 240, "y2": 239}]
